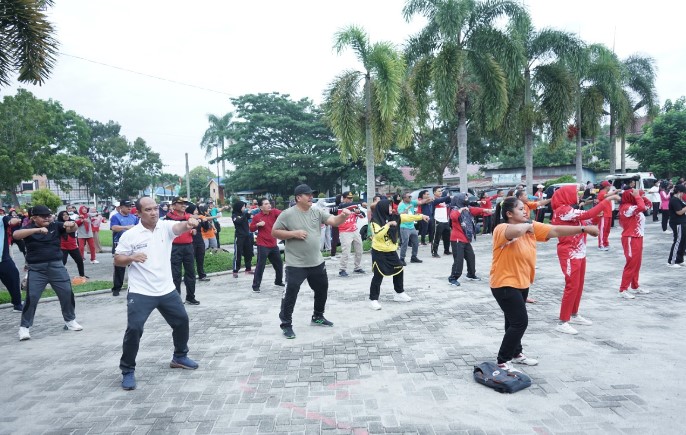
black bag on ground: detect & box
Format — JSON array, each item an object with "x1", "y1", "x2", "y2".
[{"x1": 473, "y1": 362, "x2": 532, "y2": 393}]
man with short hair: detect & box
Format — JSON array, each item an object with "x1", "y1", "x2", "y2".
[
  {"x1": 397, "y1": 193, "x2": 426, "y2": 265},
  {"x1": 116, "y1": 196, "x2": 200, "y2": 391},
  {"x1": 110, "y1": 200, "x2": 139, "y2": 296},
  {"x1": 272, "y1": 184, "x2": 351, "y2": 339},
  {"x1": 430, "y1": 187, "x2": 451, "y2": 257},
  {"x1": 249, "y1": 198, "x2": 283, "y2": 292},
  {"x1": 166, "y1": 197, "x2": 199, "y2": 305},
  {"x1": 337, "y1": 191, "x2": 366, "y2": 277}
]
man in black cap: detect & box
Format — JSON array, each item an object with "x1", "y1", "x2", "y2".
[
  {"x1": 272, "y1": 184, "x2": 351, "y2": 339},
  {"x1": 166, "y1": 197, "x2": 199, "y2": 305},
  {"x1": 110, "y1": 200, "x2": 139, "y2": 296}
]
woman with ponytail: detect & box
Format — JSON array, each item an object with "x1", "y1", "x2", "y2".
[{"x1": 489, "y1": 196, "x2": 600, "y2": 373}]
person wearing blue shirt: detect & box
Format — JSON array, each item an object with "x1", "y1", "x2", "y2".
[{"x1": 110, "y1": 200, "x2": 139, "y2": 296}]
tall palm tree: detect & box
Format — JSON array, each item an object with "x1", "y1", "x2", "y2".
[
  {"x1": 615, "y1": 55, "x2": 658, "y2": 172},
  {"x1": 403, "y1": 0, "x2": 525, "y2": 193},
  {"x1": 200, "y1": 113, "x2": 234, "y2": 180},
  {"x1": 324, "y1": 25, "x2": 415, "y2": 202},
  {"x1": 0, "y1": 0, "x2": 58, "y2": 87},
  {"x1": 506, "y1": 14, "x2": 579, "y2": 191}
]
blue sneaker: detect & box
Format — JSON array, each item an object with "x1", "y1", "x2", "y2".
[
  {"x1": 170, "y1": 355, "x2": 199, "y2": 370},
  {"x1": 121, "y1": 372, "x2": 136, "y2": 390},
  {"x1": 449, "y1": 279, "x2": 461, "y2": 286},
  {"x1": 339, "y1": 270, "x2": 349, "y2": 277},
  {"x1": 311, "y1": 316, "x2": 334, "y2": 327}
]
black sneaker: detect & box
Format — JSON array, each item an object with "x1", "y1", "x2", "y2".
[
  {"x1": 410, "y1": 257, "x2": 422, "y2": 263},
  {"x1": 400, "y1": 259, "x2": 407, "y2": 266},
  {"x1": 198, "y1": 277, "x2": 210, "y2": 282},
  {"x1": 274, "y1": 282, "x2": 285, "y2": 287},
  {"x1": 252, "y1": 287, "x2": 260, "y2": 293},
  {"x1": 112, "y1": 290, "x2": 120, "y2": 296},
  {"x1": 449, "y1": 279, "x2": 461, "y2": 286},
  {"x1": 353, "y1": 268, "x2": 365, "y2": 274},
  {"x1": 444, "y1": 251, "x2": 451, "y2": 255},
  {"x1": 465, "y1": 275, "x2": 482, "y2": 281},
  {"x1": 185, "y1": 299, "x2": 200, "y2": 305},
  {"x1": 432, "y1": 253, "x2": 440, "y2": 258},
  {"x1": 339, "y1": 270, "x2": 349, "y2": 277},
  {"x1": 281, "y1": 326, "x2": 296, "y2": 339},
  {"x1": 311, "y1": 316, "x2": 334, "y2": 327},
  {"x1": 13, "y1": 303, "x2": 23, "y2": 313}
]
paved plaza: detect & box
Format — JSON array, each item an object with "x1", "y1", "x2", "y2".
[{"x1": 0, "y1": 221, "x2": 682, "y2": 434}]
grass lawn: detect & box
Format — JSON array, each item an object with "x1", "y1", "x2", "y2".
[
  {"x1": 0, "y1": 281, "x2": 112, "y2": 305},
  {"x1": 98, "y1": 228, "x2": 236, "y2": 247}
]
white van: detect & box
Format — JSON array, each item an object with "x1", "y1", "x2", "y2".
[{"x1": 605, "y1": 172, "x2": 658, "y2": 215}]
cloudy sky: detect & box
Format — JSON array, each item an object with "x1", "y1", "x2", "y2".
[{"x1": 3, "y1": 0, "x2": 683, "y2": 177}]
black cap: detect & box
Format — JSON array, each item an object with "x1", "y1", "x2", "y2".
[
  {"x1": 172, "y1": 196, "x2": 189, "y2": 204},
  {"x1": 342, "y1": 191, "x2": 354, "y2": 199},
  {"x1": 119, "y1": 200, "x2": 133, "y2": 207},
  {"x1": 294, "y1": 184, "x2": 313, "y2": 196},
  {"x1": 29, "y1": 205, "x2": 52, "y2": 217}
]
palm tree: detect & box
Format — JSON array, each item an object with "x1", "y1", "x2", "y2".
[
  {"x1": 403, "y1": 0, "x2": 525, "y2": 193},
  {"x1": 0, "y1": 0, "x2": 58, "y2": 87},
  {"x1": 615, "y1": 55, "x2": 658, "y2": 172},
  {"x1": 506, "y1": 14, "x2": 580, "y2": 191},
  {"x1": 324, "y1": 25, "x2": 415, "y2": 202},
  {"x1": 200, "y1": 113, "x2": 234, "y2": 181}
]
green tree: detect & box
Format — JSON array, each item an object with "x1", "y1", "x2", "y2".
[
  {"x1": 223, "y1": 93, "x2": 349, "y2": 196},
  {"x1": 177, "y1": 166, "x2": 214, "y2": 201},
  {"x1": 627, "y1": 98, "x2": 686, "y2": 179},
  {"x1": 0, "y1": 89, "x2": 92, "y2": 205},
  {"x1": 0, "y1": 0, "x2": 58, "y2": 87},
  {"x1": 324, "y1": 25, "x2": 415, "y2": 202},
  {"x1": 30, "y1": 187, "x2": 61, "y2": 210},
  {"x1": 404, "y1": 0, "x2": 525, "y2": 193},
  {"x1": 503, "y1": 14, "x2": 579, "y2": 191},
  {"x1": 200, "y1": 112, "x2": 234, "y2": 179}
]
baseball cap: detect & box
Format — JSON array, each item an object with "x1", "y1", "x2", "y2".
[
  {"x1": 119, "y1": 200, "x2": 133, "y2": 207},
  {"x1": 537, "y1": 184, "x2": 544, "y2": 189},
  {"x1": 172, "y1": 196, "x2": 189, "y2": 204},
  {"x1": 29, "y1": 205, "x2": 52, "y2": 217},
  {"x1": 294, "y1": 184, "x2": 313, "y2": 196},
  {"x1": 342, "y1": 191, "x2": 354, "y2": 199},
  {"x1": 601, "y1": 181, "x2": 611, "y2": 188}
]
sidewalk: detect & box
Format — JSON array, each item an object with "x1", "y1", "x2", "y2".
[{"x1": 0, "y1": 221, "x2": 681, "y2": 433}]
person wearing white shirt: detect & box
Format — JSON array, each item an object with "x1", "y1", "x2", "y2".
[{"x1": 115, "y1": 196, "x2": 200, "y2": 391}]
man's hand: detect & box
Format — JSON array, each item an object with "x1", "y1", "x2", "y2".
[
  {"x1": 422, "y1": 215, "x2": 430, "y2": 222},
  {"x1": 64, "y1": 221, "x2": 77, "y2": 230},
  {"x1": 186, "y1": 218, "x2": 199, "y2": 229},
  {"x1": 388, "y1": 221, "x2": 397, "y2": 227},
  {"x1": 292, "y1": 230, "x2": 308, "y2": 240},
  {"x1": 8, "y1": 218, "x2": 21, "y2": 226},
  {"x1": 257, "y1": 221, "x2": 266, "y2": 227},
  {"x1": 583, "y1": 225, "x2": 600, "y2": 237},
  {"x1": 36, "y1": 227, "x2": 48, "y2": 234},
  {"x1": 340, "y1": 208, "x2": 352, "y2": 216},
  {"x1": 130, "y1": 253, "x2": 147, "y2": 263}
]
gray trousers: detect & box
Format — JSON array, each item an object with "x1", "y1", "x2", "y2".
[
  {"x1": 339, "y1": 231, "x2": 362, "y2": 272},
  {"x1": 21, "y1": 260, "x2": 76, "y2": 328},
  {"x1": 399, "y1": 227, "x2": 419, "y2": 260}
]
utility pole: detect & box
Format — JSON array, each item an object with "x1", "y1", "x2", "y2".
[{"x1": 185, "y1": 153, "x2": 191, "y2": 201}]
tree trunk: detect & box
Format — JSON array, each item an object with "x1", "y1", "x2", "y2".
[
  {"x1": 457, "y1": 99, "x2": 468, "y2": 195},
  {"x1": 620, "y1": 135, "x2": 626, "y2": 172},
  {"x1": 364, "y1": 74, "x2": 375, "y2": 203},
  {"x1": 575, "y1": 91, "x2": 583, "y2": 183},
  {"x1": 524, "y1": 68, "x2": 534, "y2": 193},
  {"x1": 609, "y1": 107, "x2": 616, "y2": 173},
  {"x1": 11, "y1": 192, "x2": 20, "y2": 208},
  {"x1": 221, "y1": 137, "x2": 226, "y2": 177}
]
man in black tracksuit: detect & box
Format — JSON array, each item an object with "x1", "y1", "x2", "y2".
[
  {"x1": 166, "y1": 197, "x2": 199, "y2": 305},
  {"x1": 232, "y1": 201, "x2": 254, "y2": 277},
  {"x1": 429, "y1": 187, "x2": 451, "y2": 257}
]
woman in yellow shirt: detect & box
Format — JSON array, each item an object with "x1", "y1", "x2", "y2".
[
  {"x1": 369, "y1": 198, "x2": 429, "y2": 310},
  {"x1": 490, "y1": 196, "x2": 599, "y2": 373}
]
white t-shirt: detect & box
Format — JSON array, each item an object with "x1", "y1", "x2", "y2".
[
  {"x1": 115, "y1": 220, "x2": 178, "y2": 296},
  {"x1": 434, "y1": 203, "x2": 449, "y2": 223}
]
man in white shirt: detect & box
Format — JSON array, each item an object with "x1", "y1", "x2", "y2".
[{"x1": 115, "y1": 196, "x2": 200, "y2": 391}]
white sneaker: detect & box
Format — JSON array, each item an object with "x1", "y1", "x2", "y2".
[
  {"x1": 369, "y1": 300, "x2": 382, "y2": 310},
  {"x1": 569, "y1": 314, "x2": 593, "y2": 326},
  {"x1": 18, "y1": 327, "x2": 30, "y2": 341},
  {"x1": 65, "y1": 320, "x2": 83, "y2": 331},
  {"x1": 90, "y1": 260, "x2": 99, "y2": 264},
  {"x1": 393, "y1": 292, "x2": 412, "y2": 302},
  {"x1": 555, "y1": 322, "x2": 578, "y2": 335},
  {"x1": 619, "y1": 291, "x2": 635, "y2": 299},
  {"x1": 511, "y1": 354, "x2": 538, "y2": 366},
  {"x1": 667, "y1": 263, "x2": 681, "y2": 268},
  {"x1": 631, "y1": 287, "x2": 651, "y2": 294},
  {"x1": 496, "y1": 362, "x2": 521, "y2": 373}
]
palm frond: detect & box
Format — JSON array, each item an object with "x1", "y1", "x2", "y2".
[
  {"x1": 333, "y1": 25, "x2": 369, "y2": 67},
  {"x1": 323, "y1": 70, "x2": 365, "y2": 161},
  {"x1": 394, "y1": 80, "x2": 418, "y2": 149},
  {"x1": 432, "y1": 43, "x2": 462, "y2": 122},
  {"x1": 467, "y1": 51, "x2": 508, "y2": 129},
  {"x1": 409, "y1": 56, "x2": 434, "y2": 122},
  {"x1": 368, "y1": 42, "x2": 404, "y2": 121},
  {"x1": 535, "y1": 62, "x2": 575, "y2": 144}
]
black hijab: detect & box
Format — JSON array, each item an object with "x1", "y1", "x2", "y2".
[{"x1": 372, "y1": 199, "x2": 400, "y2": 244}]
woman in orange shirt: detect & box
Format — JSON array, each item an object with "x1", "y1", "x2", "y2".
[{"x1": 490, "y1": 196, "x2": 599, "y2": 373}]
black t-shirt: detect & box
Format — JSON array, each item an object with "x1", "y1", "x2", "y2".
[
  {"x1": 669, "y1": 196, "x2": 686, "y2": 224},
  {"x1": 22, "y1": 221, "x2": 67, "y2": 264}
]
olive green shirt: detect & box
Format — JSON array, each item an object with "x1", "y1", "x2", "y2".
[{"x1": 273, "y1": 205, "x2": 331, "y2": 267}]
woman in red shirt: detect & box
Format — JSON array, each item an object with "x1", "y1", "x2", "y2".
[
  {"x1": 617, "y1": 189, "x2": 650, "y2": 298},
  {"x1": 57, "y1": 211, "x2": 86, "y2": 279}
]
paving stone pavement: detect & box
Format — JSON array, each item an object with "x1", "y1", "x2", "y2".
[{"x1": 0, "y1": 222, "x2": 682, "y2": 434}]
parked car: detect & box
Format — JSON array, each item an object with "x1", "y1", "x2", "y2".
[{"x1": 410, "y1": 186, "x2": 479, "y2": 206}]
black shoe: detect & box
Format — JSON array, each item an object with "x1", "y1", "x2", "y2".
[
  {"x1": 311, "y1": 316, "x2": 334, "y2": 327},
  {"x1": 339, "y1": 270, "x2": 349, "y2": 277},
  {"x1": 274, "y1": 282, "x2": 285, "y2": 287},
  {"x1": 410, "y1": 257, "x2": 422, "y2": 263},
  {"x1": 198, "y1": 277, "x2": 210, "y2": 282},
  {"x1": 353, "y1": 268, "x2": 365, "y2": 274},
  {"x1": 400, "y1": 259, "x2": 407, "y2": 266},
  {"x1": 13, "y1": 303, "x2": 23, "y2": 313},
  {"x1": 252, "y1": 287, "x2": 260, "y2": 293},
  {"x1": 465, "y1": 275, "x2": 482, "y2": 281},
  {"x1": 432, "y1": 253, "x2": 440, "y2": 258},
  {"x1": 281, "y1": 326, "x2": 296, "y2": 339},
  {"x1": 449, "y1": 279, "x2": 461, "y2": 286},
  {"x1": 444, "y1": 251, "x2": 451, "y2": 255},
  {"x1": 185, "y1": 299, "x2": 200, "y2": 305},
  {"x1": 112, "y1": 290, "x2": 120, "y2": 296}
]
